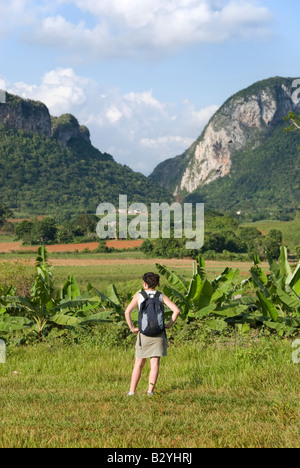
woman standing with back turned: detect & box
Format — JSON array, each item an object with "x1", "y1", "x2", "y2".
[{"x1": 125, "y1": 272, "x2": 180, "y2": 396}]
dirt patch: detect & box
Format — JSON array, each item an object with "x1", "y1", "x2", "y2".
[
  {"x1": 0, "y1": 242, "x2": 23, "y2": 252},
  {"x1": 0, "y1": 240, "x2": 143, "y2": 253},
  {"x1": 48, "y1": 258, "x2": 194, "y2": 267},
  {"x1": 106, "y1": 240, "x2": 143, "y2": 249}
]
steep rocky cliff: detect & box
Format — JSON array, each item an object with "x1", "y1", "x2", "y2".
[
  {"x1": 150, "y1": 77, "x2": 300, "y2": 198},
  {"x1": 0, "y1": 92, "x2": 91, "y2": 148},
  {"x1": 0, "y1": 92, "x2": 51, "y2": 137}
]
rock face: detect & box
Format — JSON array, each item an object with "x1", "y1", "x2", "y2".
[
  {"x1": 151, "y1": 77, "x2": 300, "y2": 195},
  {"x1": 0, "y1": 92, "x2": 91, "y2": 148},
  {"x1": 51, "y1": 114, "x2": 91, "y2": 147},
  {"x1": 0, "y1": 92, "x2": 51, "y2": 137}
]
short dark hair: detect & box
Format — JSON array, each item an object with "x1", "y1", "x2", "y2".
[{"x1": 143, "y1": 272, "x2": 160, "y2": 289}]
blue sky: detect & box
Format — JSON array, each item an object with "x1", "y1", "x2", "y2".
[{"x1": 0, "y1": 0, "x2": 299, "y2": 175}]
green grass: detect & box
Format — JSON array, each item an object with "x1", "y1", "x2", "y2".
[
  {"x1": 0, "y1": 235, "x2": 16, "y2": 243},
  {"x1": 0, "y1": 339, "x2": 299, "y2": 448},
  {"x1": 242, "y1": 211, "x2": 300, "y2": 250},
  {"x1": 0, "y1": 250, "x2": 266, "y2": 299}
]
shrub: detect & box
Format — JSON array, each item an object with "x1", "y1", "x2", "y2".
[{"x1": 0, "y1": 260, "x2": 35, "y2": 296}]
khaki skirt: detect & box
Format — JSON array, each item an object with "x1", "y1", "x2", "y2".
[{"x1": 135, "y1": 331, "x2": 168, "y2": 359}]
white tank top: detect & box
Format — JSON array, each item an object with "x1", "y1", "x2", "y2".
[{"x1": 138, "y1": 290, "x2": 163, "y2": 311}]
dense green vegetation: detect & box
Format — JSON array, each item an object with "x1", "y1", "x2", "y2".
[
  {"x1": 0, "y1": 203, "x2": 12, "y2": 228},
  {"x1": 14, "y1": 214, "x2": 99, "y2": 245},
  {"x1": 141, "y1": 210, "x2": 287, "y2": 260},
  {"x1": 1, "y1": 247, "x2": 299, "y2": 343},
  {"x1": 0, "y1": 123, "x2": 172, "y2": 216},
  {"x1": 242, "y1": 210, "x2": 300, "y2": 252},
  {"x1": 8, "y1": 208, "x2": 287, "y2": 261}
]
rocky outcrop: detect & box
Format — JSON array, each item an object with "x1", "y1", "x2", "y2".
[
  {"x1": 0, "y1": 92, "x2": 51, "y2": 137},
  {"x1": 51, "y1": 114, "x2": 91, "y2": 147},
  {"x1": 0, "y1": 92, "x2": 91, "y2": 148},
  {"x1": 151, "y1": 77, "x2": 300, "y2": 195},
  {"x1": 176, "y1": 78, "x2": 300, "y2": 194}
]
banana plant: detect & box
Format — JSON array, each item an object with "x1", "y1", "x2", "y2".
[
  {"x1": 156, "y1": 255, "x2": 247, "y2": 331},
  {"x1": 248, "y1": 247, "x2": 300, "y2": 335},
  {"x1": 87, "y1": 283, "x2": 125, "y2": 322},
  {"x1": 0, "y1": 247, "x2": 110, "y2": 341}
]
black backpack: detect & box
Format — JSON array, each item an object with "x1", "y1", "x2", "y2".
[{"x1": 138, "y1": 290, "x2": 165, "y2": 337}]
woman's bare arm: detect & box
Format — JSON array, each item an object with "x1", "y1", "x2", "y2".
[
  {"x1": 125, "y1": 294, "x2": 139, "y2": 334},
  {"x1": 163, "y1": 295, "x2": 180, "y2": 329}
]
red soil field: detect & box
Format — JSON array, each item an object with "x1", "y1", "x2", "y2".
[{"x1": 0, "y1": 239, "x2": 144, "y2": 253}]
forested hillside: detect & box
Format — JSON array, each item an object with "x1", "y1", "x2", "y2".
[{"x1": 0, "y1": 93, "x2": 172, "y2": 215}]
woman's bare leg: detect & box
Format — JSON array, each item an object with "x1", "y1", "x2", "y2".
[
  {"x1": 129, "y1": 358, "x2": 146, "y2": 393},
  {"x1": 148, "y1": 357, "x2": 160, "y2": 393}
]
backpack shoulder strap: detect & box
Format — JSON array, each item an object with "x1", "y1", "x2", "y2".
[
  {"x1": 140, "y1": 290, "x2": 148, "y2": 300},
  {"x1": 154, "y1": 291, "x2": 162, "y2": 300}
]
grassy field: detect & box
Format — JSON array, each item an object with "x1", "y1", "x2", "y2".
[
  {"x1": 0, "y1": 250, "x2": 266, "y2": 298},
  {"x1": 242, "y1": 211, "x2": 300, "y2": 250},
  {"x1": 0, "y1": 339, "x2": 299, "y2": 448}
]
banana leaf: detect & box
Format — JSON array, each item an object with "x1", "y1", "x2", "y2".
[
  {"x1": 278, "y1": 246, "x2": 293, "y2": 282},
  {"x1": 0, "y1": 295, "x2": 38, "y2": 312},
  {"x1": 192, "y1": 304, "x2": 217, "y2": 319},
  {"x1": 0, "y1": 316, "x2": 33, "y2": 332},
  {"x1": 81, "y1": 311, "x2": 114, "y2": 323},
  {"x1": 194, "y1": 255, "x2": 207, "y2": 280},
  {"x1": 276, "y1": 287, "x2": 300, "y2": 310},
  {"x1": 192, "y1": 279, "x2": 213, "y2": 309},
  {"x1": 51, "y1": 314, "x2": 82, "y2": 327},
  {"x1": 53, "y1": 296, "x2": 100, "y2": 313},
  {"x1": 289, "y1": 263, "x2": 300, "y2": 296},
  {"x1": 250, "y1": 266, "x2": 270, "y2": 297},
  {"x1": 106, "y1": 284, "x2": 122, "y2": 305},
  {"x1": 155, "y1": 263, "x2": 187, "y2": 293},
  {"x1": 205, "y1": 319, "x2": 228, "y2": 331},
  {"x1": 257, "y1": 291, "x2": 278, "y2": 322},
  {"x1": 61, "y1": 275, "x2": 80, "y2": 301}
]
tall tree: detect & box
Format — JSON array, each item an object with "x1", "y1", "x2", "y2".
[{"x1": 0, "y1": 203, "x2": 12, "y2": 227}]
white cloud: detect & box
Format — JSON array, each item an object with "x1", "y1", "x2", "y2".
[
  {"x1": 106, "y1": 106, "x2": 123, "y2": 124},
  {"x1": 1, "y1": 0, "x2": 273, "y2": 59},
  {"x1": 140, "y1": 135, "x2": 194, "y2": 149},
  {"x1": 8, "y1": 68, "x2": 219, "y2": 174},
  {"x1": 10, "y1": 68, "x2": 88, "y2": 115},
  {"x1": 0, "y1": 1, "x2": 30, "y2": 36},
  {"x1": 124, "y1": 91, "x2": 165, "y2": 111}
]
